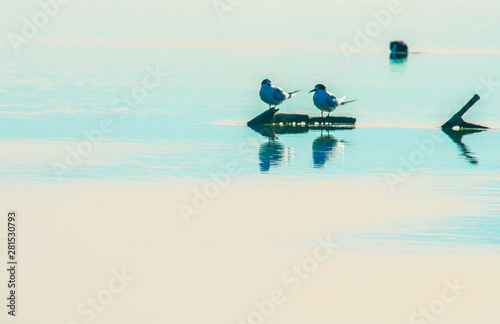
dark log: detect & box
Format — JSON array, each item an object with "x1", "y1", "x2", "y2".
[
  {"x1": 441, "y1": 94, "x2": 488, "y2": 129},
  {"x1": 247, "y1": 108, "x2": 279, "y2": 126},
  {"x1": 249, "y1": 124, "x2": 354, "y2": 139},
  {"x1": 308, "y1": 116, "x2": 356, "y2": 125},
  {"x1": 248, "y1": 110, "x2": 356, "y2": 126},
  {"x1": 273, "y1": 113, "x2": 309, "y2": 124}
]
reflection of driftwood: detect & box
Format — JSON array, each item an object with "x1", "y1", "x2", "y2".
[
  {"x1": 441, "y1": 94, "x2": 488, "y2": 129},
  {"x1": 249, "y1": 124, "x2": 308, "y2": 138},
  {"x1": 442, "y1": 128, "x2": 484, "y2": 165},
  {"x1": 248, "y1": 124, "x2": 354, "y2": 139},
  {"x1": 247, "y1": 110, "x2": 356, "y2": 126}
]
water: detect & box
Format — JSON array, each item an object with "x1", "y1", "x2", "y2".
[
  {"x1": 1, "y1": 44, "x2": 499, "y2": 323},
  {"x1": 2, "y1": 45, "x2": 500, "y2": 129},
  {"x1": 1, "y1": 44, "x2": 499, "y2": 244}
]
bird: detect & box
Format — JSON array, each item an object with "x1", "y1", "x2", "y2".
[
  {"x1": 309, "y1": 84, "x2": 356, "y2": 117},
  {"x1": 259, "y1": 79, "x2": 299, "y2": 109}
]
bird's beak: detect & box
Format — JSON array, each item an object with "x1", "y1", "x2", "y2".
[{"x1": 309, "y1": 89, "x2": 316, "y2": 93}]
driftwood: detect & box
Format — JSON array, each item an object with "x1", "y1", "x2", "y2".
[
  {"x1": 441, "y1": 94, "x2": 488, "y2": 129},
  {"x1": 273, "y1": 113, "x2": 309, "y2": 124},
  {"x1": 247, "y1": 108, "x2": 280, "y2": 126},
  {"x1": 308, "y1": 116, "x2": 356, "y2": 124},
  {"x1": 249, "y1": 124, "x2": 354, "y2": 138},
  {"x1": 247, "y1": 110, "x2": 356, "y2": 126}
]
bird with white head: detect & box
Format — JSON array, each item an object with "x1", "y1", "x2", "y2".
[
  {"x1": 259, "y1": 79, "x2": 299, "y2": 109},
  {"x1": 309, "y1": 84, "x2": 357, "y2": 117}
]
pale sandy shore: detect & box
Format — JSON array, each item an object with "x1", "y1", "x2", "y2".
[{"x1": 2, "y1": 180, "x2": 499, "y2": 324}]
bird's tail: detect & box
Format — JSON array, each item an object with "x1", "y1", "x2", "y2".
[
  {"x1": 339, "y1": 96, "x2": 357, "y2": 105},
  {"x1": 287, "y1": 90, "x2": 300, "y2": 98}
]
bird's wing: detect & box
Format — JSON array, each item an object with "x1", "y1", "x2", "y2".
[
  {"x1": 273, "y1": 87, "x2": 287, "y2": 101},
  {"x1": 326, "y1": 94, "x2": 338, "y2": 108}
]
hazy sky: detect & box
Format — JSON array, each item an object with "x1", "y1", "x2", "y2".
[{"x1": 1, "y1": 0, "x2": 500, "y2": 51}]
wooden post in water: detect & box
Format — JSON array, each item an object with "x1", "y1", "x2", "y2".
[{"x1": 441, "y1": 94, "x2": 488, "y2": 129}]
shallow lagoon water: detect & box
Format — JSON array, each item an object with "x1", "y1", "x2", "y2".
[
  {"x1": 1, "y1": 44, "x2": 499, "y2": 323},
  {"x1": 1, "y1": 124, "x2": 499, "y2": 179},
  {"x1": 1, "y1": 46, "x2": 499, "y2": 247}
]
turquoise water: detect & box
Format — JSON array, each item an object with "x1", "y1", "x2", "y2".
[
  {"x1": 1, "y1": 125, "x2": 499, "y2": 180},
  {"x1": 1, "y1": 45, "x2": 499, "y2": 251},
  {"x1": 1, "y1": 45, "x2": 500, "y2": 129},
  {"x1": 1, "y1": 45, "x2": 499, "y2": 178}
]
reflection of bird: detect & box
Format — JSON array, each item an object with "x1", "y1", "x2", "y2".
[
  {"x1": 442, "y1": 128, "x2": 484, "y2": 165},
  {"x1": 259, "y1": 79, "x2": 299, "y2": 109},
  {"x1": 259, "y1": 139, "x2": 285, "y2": 172},
  {"x1": 312, "y1": 132, "x2": 343, "y2": 168},
  {"x1": 309, "y1": 84, "x2": 356, "y2": 117}
]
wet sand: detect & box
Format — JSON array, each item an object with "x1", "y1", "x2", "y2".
[{"x1": 3, "y1": 180, "x2": 499, "y2": 324}]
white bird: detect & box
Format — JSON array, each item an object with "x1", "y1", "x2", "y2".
[
  {"x1": 309, "y1": 84, "x2": 356, "y2": 117},
  {"x1": 259, "y1": 79, "x2": 299, "y2": 109}
]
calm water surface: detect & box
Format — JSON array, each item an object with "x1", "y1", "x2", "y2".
[{"x1": 1, "y1": 45, "x2": 499, "y2": 253}]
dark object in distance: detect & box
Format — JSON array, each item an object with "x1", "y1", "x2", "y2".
[
  {"x1": 390, "y1": 41, "x2": 408, "y2": 60},
  {"x1": 390, "y1": 41, "x2": 408, "y2": 54},
  {"x1": 441, "y1": 94, "x2": 488, "y2": 129}
]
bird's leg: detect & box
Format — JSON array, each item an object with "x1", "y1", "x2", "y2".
[
  {"x1": 321, "y1": 111, "x2": 323, "y2": 118},
  {"x1": 327, "y1": 111, "x2": 331, "y2": 118}
]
